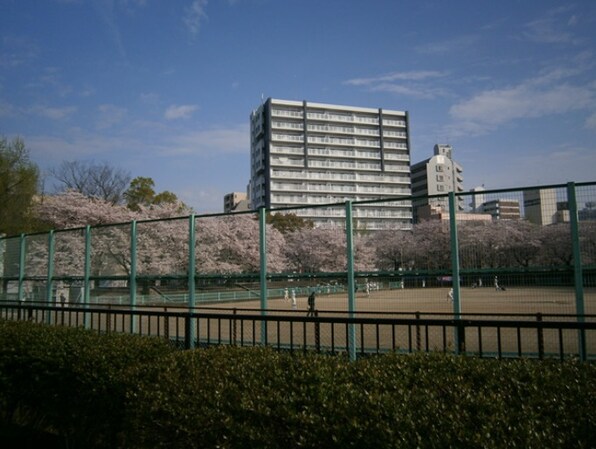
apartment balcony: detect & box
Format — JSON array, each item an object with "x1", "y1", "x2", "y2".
[{"x1": 382, "y1": 119, "x2": 407, "y2": 127}]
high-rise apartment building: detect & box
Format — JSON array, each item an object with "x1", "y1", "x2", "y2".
[
  {"x1": 411, "y1": 144, "x2": 464, "y2": 222},
  {"x1": 249, "y1": 98, "x2": 412, "y2": 229}
]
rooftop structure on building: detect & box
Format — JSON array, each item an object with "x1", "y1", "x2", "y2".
[
  {"x1": 224, "y1": 192, "x2": 250, "y2": 213},
  {"x1": 249, "y1": 98, "x2": 412, "y2": 230},
  {"x1": 411, "y1": 144, "x2": 464, "y2": 223}
]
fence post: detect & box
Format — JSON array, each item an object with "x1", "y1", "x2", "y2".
[
  {"x1": 188, "y1": 214, "x2": 196, "y2": 348},
  {"x1": 448, "y1": 192, "x2": 463, "y2": 354},
  {"x1": 567, "y1": 182, "x2": 586, "y2": 362},
  {"x1": 83, "y1": 225, "x2": 91, "y2": 329},
  {"x1": 17, "y1": 233, "x2": 25, "y2": 302},
  {"x1": 45, "y1": 230, "x2": 55, "y2": 325},
  {"x1": 259, "y1": 207, "x2": 268, "y2": 346},
  {"x1": 130, "y1": 220, "x2": 138, "y2": 334},
  {"x1": 345, "y1": 200, "x2": 357, "y2": 361}
]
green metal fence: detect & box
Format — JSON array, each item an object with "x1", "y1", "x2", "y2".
[{"x1": 1, "y1": 182, "x2": 595, "y2": 359}]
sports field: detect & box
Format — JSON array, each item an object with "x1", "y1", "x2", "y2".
[
  {"x1": 186, "y1": 285, "x2": 596, "y2": 359},
  {"x1": 209, "y1": 285, "x2": 596, "y2": 317}
]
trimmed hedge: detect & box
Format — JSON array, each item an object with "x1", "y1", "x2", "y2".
[{"x1": 0, "y1": 320, "x2": 594, "y2": 449}]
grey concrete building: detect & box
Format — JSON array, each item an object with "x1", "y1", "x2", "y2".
[{"x1": 249, "y1": 98, "x2": 412, "y2": 229}]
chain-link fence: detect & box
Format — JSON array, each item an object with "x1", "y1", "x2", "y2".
[{"x1": 1, "y1": 181, "x2": 595, "y2": 358}]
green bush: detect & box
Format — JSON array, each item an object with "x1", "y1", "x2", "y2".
[
  {"x1": 0, "y1": 320, "x2": 173, "y2": 448},
  {"x1": 0, "y1": 320, "x2": 594, "y2": 449}
]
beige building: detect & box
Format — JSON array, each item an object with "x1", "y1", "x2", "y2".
[
  {"x1": 224, "y1": 192, "x2": 250, "y2": 213},
  {"x1": 411, "y1": 144, "x2": 464, "y2": 222},
  {"x1": 523, "y1": 189, "x2": 557, "y2": 225}
]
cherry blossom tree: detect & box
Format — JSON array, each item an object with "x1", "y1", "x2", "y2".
[
  {"x1": 283, "y1": 226, "x2": 347, "y2": 273},
  {"x1": 411, "y1": 220, "x2": 451, "y2": 270},
  {"x1": 537, "y1": 223, "x2": 573, "y2": 266},
  {"x1": 196, "y1": 214, "x2": 287, "y2": 274},
  {"x1": 370, "y1": 229, "x2": 415, "y2": 271}
]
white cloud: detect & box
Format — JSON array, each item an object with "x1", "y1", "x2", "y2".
[
  {"x1": 416, "y1": 35, "x2": 479, "y2": 55},
  {"x1": 30, "y1": 105, "x2": 77, "y2": 120},
  {"x1": 183, "y1": 0, "x2": 208, "y2": 35},
  {"x1": 523, "y1": 6, "x2": 579, "y2": 45},
  {"x1": 345, "y1": 70, "x2": 446, "y2": 86},
  {"x1": 164, "y1": 104, "x2": 198, "y2": 120},
  {"x1": 345, "y1": 70, "x2": 449, "y2": 99},
  {"x1": 97, "y1": 104, "x2": 127, "y2": 129},
  {"x1": 0, "y1": 100, "x2": 17, "y2": 118},
  {"x1": 448, "y1": 68, "x2": 596, "y2": 135},
  {"x1": 585, "y1": 112, "x2": 596, "y2": 130},
  {"x1": 139, "y1": 92, "x2": 159, "y2": 104},
  {"x1": 163, "y1": 124, "x2": 248, "y2": 156},
  {"x1": 0, "y1": 36, "x2": 39, "y2": 68}
]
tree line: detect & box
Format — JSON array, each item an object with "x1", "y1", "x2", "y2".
[
  {"x1": 2, "y1": 136, "x2": 595, "y2": 277},
  {"x1": 0, "y1": 136, "x2": 180, "y2": 236}
]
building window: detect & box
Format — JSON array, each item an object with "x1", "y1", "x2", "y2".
[{"x1": 436, "y1": 165, "x2": 443, "y2": 172}]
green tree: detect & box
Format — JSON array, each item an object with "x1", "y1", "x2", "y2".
[
  {"x1": 124, "y1": 177, "x2": 180, "y2": 211},
  {"x1": 0, "y1": 136, "x2": 39, "y2": 235},
  {"x1": 266, "y1": 212, "x2": 314, "y2": 234}
]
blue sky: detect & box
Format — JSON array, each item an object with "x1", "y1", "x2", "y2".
[{"x1": 1, "y1": 0, "x2": 595, "y2": 213}]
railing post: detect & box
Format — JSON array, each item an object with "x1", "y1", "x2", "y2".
[
  {"x1": 232, "y1": 308, "x2": 237, "y2": 346},
  {"x1": 415, "y1": 311, "x2": 421, "y2": 351},
  {"x1": 345, "y1": 201, "x2": 357, "y2": 361},
  {"x1": 259, "y1": 207, "x2": 268, "y2": 345},
  {"x1": 130, "y1": 220, "x2": 137, "y2": 333},
  {"x1": 567, "y1": 182, "x2": 586, "y2": 362},
  {"x1": 188, "y1": 214, "x2": 196, "y2": 348},
  {"x1": 83, "y1": 225, "x2": 91, "y2": 329},
  {"x1": 184, "y1": 313, "x2": 192, "y2": 350},
  {"x1": 536, "y1": 313, "x2": 544, "y2": 360},
  {"x1": 314, "y1": 310, "x2": 320, "y2": 353},
  {"x1": 449, "y1": 192, "x2": 463, "y2": 354},
  {"x1": 46, "y1": 230, "x2": 55, "y2": 325},
  {"x1": 17, "y1": 234, "x2": 25, "y2": 302}
]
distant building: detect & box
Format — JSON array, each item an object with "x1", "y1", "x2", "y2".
[
  {"x1": 411, "y1": 144, "x2": 464, "y2": 223},
  {"x1": 249, "y1": 98, "x2": 412, "y2": 229},
  {"x1": 478, "y1": 199, "x2": 520, "y2": 220},
  {"x1": 469, "y1": 186, "x2": 486, "y2": 212},
  {"x1": 224, "y1": 192, "x2": 250, "y2": 212},
  {"x1": 417, "y1": 204, "x2": 491, "y2": 222},
  {"x1": 555, "y1": 201, "x2": 570, "y2": 223},
  {"x1": 579, "y1": 202, "x2": 596, "y2": 221},
  {"x1": 523, "y1": 189, "x2": 557, "y2": 225}
]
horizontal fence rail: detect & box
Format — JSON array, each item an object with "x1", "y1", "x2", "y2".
[{"x1": 2, "y1": 302, "x2": 594, "y2": 361}]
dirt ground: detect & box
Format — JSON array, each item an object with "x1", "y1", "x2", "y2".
[
  {"x1": 185, "y1": 286, "x2": 596, "y2": 358},
  {"x1": 203, "y1": 286, "x2": 595, "y2": 317}
]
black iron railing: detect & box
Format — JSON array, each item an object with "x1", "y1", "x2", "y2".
[{"x1": 1, "y1": 302, "x2": 594, "y2": 361}]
